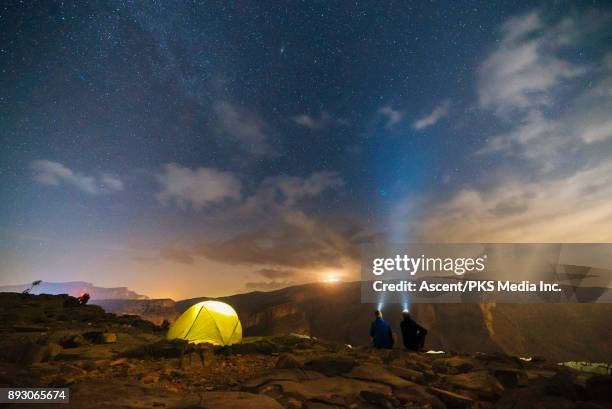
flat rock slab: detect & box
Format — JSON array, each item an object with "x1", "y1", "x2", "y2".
[
  {"x1": 242, "y1": 368, "x2": 325, "y2": 390},
  {"x1": 304, "y1": 355, "x2": 356, "y2": 376},
  {"x1": 345, "y1": 363, "x2": 416, "y2": 389},
  {"x1": 444, "y1": 370, "x2": 504, "y2": 396},
  {"x1": 432, "y1": 356, "x2": 479, "y2": 374},
  {"x1": 197, "y1": 391, "x2": 284, "y2": 409},
  {"x1": 428, "y1": 386, "x2": 474, "y2": 409},
  {"x1": 265, "y1": 377, "x2": 392, "y2": 402}
]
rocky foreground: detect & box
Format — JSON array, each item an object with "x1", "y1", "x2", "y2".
[{"x1": 0, "y1": 293, "x2": 610, "y2": 409}]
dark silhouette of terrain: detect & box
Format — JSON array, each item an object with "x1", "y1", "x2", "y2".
[
  {"x1": 95, "y1": 281, "x2": 612, "y2": 363},
  {"x1": 1, "y1": 292, "x2": 611, "y2": 409}
]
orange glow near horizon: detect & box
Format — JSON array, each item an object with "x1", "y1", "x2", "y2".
[{"x1": 321, "y1": 274, "x2": 341, "y2": 283}]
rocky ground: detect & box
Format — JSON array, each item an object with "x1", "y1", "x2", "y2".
[{"x1": 0, "y1": 293, "x2": 610, "y2": 409}]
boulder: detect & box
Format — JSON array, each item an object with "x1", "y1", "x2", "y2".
[
  {"x1": 428, "y1": 387, "x2": 473, "y2": 409},
  {"x1": 83, "y1": 331, "x2": 117, "y2": 344},
  {"x1": 61, "y1": 334, "x2": 86, "y2": 348},
  {"x1": 493, "y1": 368, "x2": 528, "y2": 388},
  {"x1": 386, "y1": 365, "x2": 426, "y2": 383},
  {"x1": 494, "y1": 387, "x2": 575, "y2": 409},
  {"x1": 585, "y1": 375, "x2": 612, "y2": 403},
  {"x1": 263, "y1": 377, "x2": 391, "y2": 402},
  {"x1": 46, "y1": 342, "x2": 63, "y2": 360},
  {"x1": 541, "y1": 372, "x2": 585, "y2": 401},
  {"x1": 432, "y1": 356, "x2": 477, "y2": 374},
  {"x1": 345, "y1": 363, "x2": 417, "y2": 389},
  {"x1": 275, "y1": 353, "x2": 302, "y2": 369},
  {"x1": 474, "y1": 353, "x2": 522, "y2": 369},
  {"x1": 197, "y1": 391, "x2": 284, "y2": 409},
  {"x1": 395, "y1": 385, "x2": 446, "y2": 409},
  {"x1": 19, "y1": 342, "x2": 47, "y2": 365},
  {"x1": 304, "y1": 355, "x2": 356, "y2": 376},
  {"x1": 444, "y1": 370, "x2": 504, "y2": 398},
  {"x1": 242, "y1": 369, "x2": 324, "y2": 391},
  {"x1": 359, "y1": 389, "x2": 398, "y2": 409}
]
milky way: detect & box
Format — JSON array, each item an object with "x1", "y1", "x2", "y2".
[{"x1": 1, "y1": 2, "x2": 611, "y2": 298}]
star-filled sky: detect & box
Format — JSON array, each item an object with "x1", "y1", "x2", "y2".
[{"x1": 1, "y1": 1, "x2": 612, "y2": 299}]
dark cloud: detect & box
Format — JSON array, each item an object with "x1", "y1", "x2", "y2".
[
  {"x1": 256, "y1": 268, "x2": 296, "y2": 280},
  {"x1": 198, "y1": 212, "x2": 372, "y2": 271},
  {"x1": 245, "y1": 280, "x2": 295, "y2": 291},
  {"x1": 160, "y1": 245, "x2": 195, "y2": 265}
]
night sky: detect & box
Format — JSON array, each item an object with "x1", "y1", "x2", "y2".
[{"x1": 1, "y1": 2, "x2": 612, "y2": 299}]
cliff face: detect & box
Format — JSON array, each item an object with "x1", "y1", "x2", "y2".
[
  {"x1": 93, "y1": 298, "x2": 177, "y2": 324},
  {"x1": 95, "y1": 281, "x2": 612, "y2": 362}
]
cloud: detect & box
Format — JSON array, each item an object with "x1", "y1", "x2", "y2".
[
  {"x1": 102, "y1": 174, "x2": 124, "y2": 191},
  {"x1": 195, "y1": 170, "x2": 371, "y2": 275},
  {"x1": 261, "y1": 171, "x2": 344, "y2": 206},
  {"x1": 256, "y1": 268, "x2": 296, "y2": 280},
  {"x1": 416, "y1": 161, "x2": 612, "y2": 242},
  {"x1": 416, "y1": 9, "x2": 612, "y2": 243},
  {"x1": 292, "y1": 112, "x2": 347, "y2": 130},
  {"x1": 160, "y1": 244, "x2": 195, "y2": 264},
  {"x1": 412, "y1": 99, "x2": 451, "y2": 130},
  {"x1": 245, "y1": 280, "x2": 295, "y2": 291},
  {"x1": 155, "y1": 163, "x2": 241, "y2": 210},
  {"x1": 377, "y1": 106, "x2": 404, "y2": 129},
  {"x1": 477, "y1": 11, "x2": 585, "y2": 116},
  {"x1": 214, "y1": 101, "x2": 274, "y2": 155},
  {"x1": 31, "y1": 160, "x2": 123, "y2": 195}
]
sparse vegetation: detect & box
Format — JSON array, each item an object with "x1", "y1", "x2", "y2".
[{"x1": 21, "y1": 279, "x2": 42, "y2": 295}]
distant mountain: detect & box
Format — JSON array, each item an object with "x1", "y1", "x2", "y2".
[
  {"x1": 95, "y1": 281, "x2": 612, "y2": 363},
  {"x1": 0, "y1": 281, "x2": 148, "y2": 300}
]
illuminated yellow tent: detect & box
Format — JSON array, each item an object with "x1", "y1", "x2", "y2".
[{"x1": 166, "y1": 301, "x2": 242, "y2": 345}]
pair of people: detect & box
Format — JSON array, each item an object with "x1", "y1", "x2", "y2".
[{"x1": 370, "y1": 309, "x2": 427, "y2": 351}]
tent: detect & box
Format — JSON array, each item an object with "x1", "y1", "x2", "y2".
[{"x1": 166, "y1": 300, "x2": 242, "y2": 345}]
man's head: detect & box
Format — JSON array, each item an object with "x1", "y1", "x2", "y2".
[
  {"x1": 374, "y1": 310, "x2": 382, "y2": 318},
  {"x1": 402, "y1": 309, "x2": 410, "y2": 320}
]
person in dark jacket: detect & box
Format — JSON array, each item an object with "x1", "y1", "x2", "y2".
[
  {"x1": 370, "y1": 310, "x2": 394, "y2": 349},
  {"x1": 400, "y1": 310, "x2": 427, "y2": 351}
]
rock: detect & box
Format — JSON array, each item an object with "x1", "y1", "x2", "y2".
[
  {"x1": 303, "y1": 396, "x2": 346, "y2": 408},
  {"x1": 345, "y1": 363, "x2": 417, "y2": 389},
  {"x1": 199, "y1": 391, "x2": 280, "y2": 409},
  {"x1": 304, "y1": 355, "x2": 356, "y2": 376},
  {"x1": 46, "y1": 342, "x2": 63, "y2": 360},
  {"x1": 102, "y1": 332, "x2": 117, "y2": 343},
  {"x1": 61, "y1": 334, "x2": 86, "y2": 348},
  {"x1": 428, "y1": 387, "x2": 473, "y2": 409},
  {"x1": 19, "y1": 342, "x2": 47, "y2": 365},
  {"x1": 275, "y1": 353, "x2": 302, "y2": 369},
  {"x1": 541, "y1": 372, "x2": 585, "y2": 401},
  {"x1": 359, "y1": 390, "x2": 397, "y2": 409},
  {"x1": 444, "y1": 370, "x2": 504, "y2": 398},
  {"x1": 585, "y1": 375, "x2": 612, "y2": 403},
  {"x1": 386, "y1": 365, "x2": 426, "y2": 383},
  {"x1": 12, "y1": 325, "x2": 50, "y2": 332},
  {"x1": 494, "y1": 387, "x2": 574, "y2": 409},
  {"x1": 219, "y1": 339, "x2": 279, "y2": 355},
  {"x1": 242, "y1": 369, "x2": 324, "y2": 391},
  {"x1": 432, "y1": 356, "x2": 477, "y2": 374},
  {"x1": 83, "y1": 331, "x2": 118, "y2": 344},
  {"x1": 263, "y1": 377, "x2": 391, "y2": 402},
  {"x1": 395, "y1": 385, "x2": 446, "y2": 409},
  {"x1": 50, "y1": 364, "x2": 88, "y2": 385},
  {"x1": 302, "y1": 402, "x2": 343, "y2": 409},
  {"x1": 474, "y1": 353, "x2": 522, "y2": 369},
  {"x1": 493, "y1": 368, "x2": 528, "y2": 388},
  {"x1": 110, "y1": 357, "x2": 129, "y2": 366}
]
